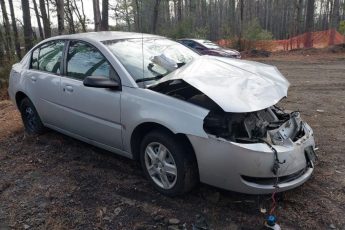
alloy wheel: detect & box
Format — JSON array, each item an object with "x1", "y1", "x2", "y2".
[{"x1": 144, "y1": 142, "x2": 177, "y2": 189}]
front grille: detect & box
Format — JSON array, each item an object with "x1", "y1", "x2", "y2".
[{"x1": 241, "y1": 167, "x2": 307, "y2": 186}]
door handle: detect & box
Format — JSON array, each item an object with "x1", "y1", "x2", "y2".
[
  {"x1": 30, "y1": 76, "x2": 37, "y2": 82},
  {"x1": 64, "y1": 85, "x2": 74, "y2": 93}
]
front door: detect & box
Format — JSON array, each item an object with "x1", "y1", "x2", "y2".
[{"x1": 59, "y1": 41, "x2": 123, "y2": 150}]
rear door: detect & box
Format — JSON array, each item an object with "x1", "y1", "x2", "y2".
[
  {"x1": 58, "y1": 40, "x2": 123, "y2": 150},
  {"x1": 24, "y1": 40, "x2": 65, "y2": 126}
]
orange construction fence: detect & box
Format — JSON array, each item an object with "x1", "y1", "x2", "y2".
[{"x1": 218, "y1": 29, "x2": 345, "y2": 52}]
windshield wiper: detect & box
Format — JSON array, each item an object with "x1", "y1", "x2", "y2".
[{"x1": 135, "y1": 74, "x2": 164, "y2": 83}]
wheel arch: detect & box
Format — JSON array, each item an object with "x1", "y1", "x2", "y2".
[
  {"x1": 130, "y1": 122, "x2": 197, "y2": 166},
  {"x1": 15, "y1": 91, "x2": 29, "y2": 108}
]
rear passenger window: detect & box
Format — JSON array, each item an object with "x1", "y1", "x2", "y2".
[
  {"x1": 38, "y1": 41, "x2": 65, "y2": 74},
  {"x1": 67, "y1": 41, "x2": 118, "y2": 81},
  {"x1": 31, "y1": 49, "x2": 39, "y2": 69}
]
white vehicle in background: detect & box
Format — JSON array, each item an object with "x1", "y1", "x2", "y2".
[
  {"x1": 178, "y1": 38, "x2": 241, "y2": 58},
  {"x1": 8, "y1": 32, "x2": 316, "y2": 196}
]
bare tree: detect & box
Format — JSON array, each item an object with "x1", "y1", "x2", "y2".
[
  {"x1": 65, "y1": 0, "x2": 75, "y2": 33},
  {"x1": 329, "y1": 0, "x2": 340, "y2": 44},
  {"x1": 101, "y1": 0, "x2": 109, "y2": 30},
  {"x1": 0, "y1": 28, "x2": 4, "y2": 65},
  {"x1": 124, "y1": 0, "x2": 132, "y2": 31},
  {"x1": 8, "y1": 0, "x2": 21, "y2": 59},
  {"x1": 56, "y1": 0, "x2": 65, "y2": 34},
  {"x1": 177, "y1": 0, "x2": 182, "y2": 22},
  {"x1": 238, "y1": 0, "x2": 244, "y2": 50},
  {"x1": 304, "y1": 0, "x2": 315, "y2": 48},
  {"x1": 132, "y1": 0, "x2": 140, "y2": 31},
  {"x1": 32, "y1": 0, "x2": 44, "y2": 40},
  {"x1": 72, "y1": 0, "x2": 87, "y2": 32},
  {"x1": 152, "y1": 0, "x2": 162, "y2": 33},
  {"x1": 0, "y1": 0, "x2": 14, "y2": 58},
  {"x1": 39, "y1": 0, "x2": 51, "y2": 38},
  {"x1": 21, "y1": 0, "x2": 33, "y2": 51},
  {"x1": 93, "y1": 0, "x2": 101, "y2": 31}
]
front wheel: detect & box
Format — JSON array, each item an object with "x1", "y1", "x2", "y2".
[{"x1": 140, "y1": 129, "x2": 198, "y2": 196}]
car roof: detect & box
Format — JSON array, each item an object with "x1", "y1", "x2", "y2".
[{"x1": 44, "y1": 31, "x2": 163, "y2": 43}]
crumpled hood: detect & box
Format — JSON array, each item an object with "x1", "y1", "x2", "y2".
[{"x1": 153, "y1": 55, "x2": 290, "y2": 112}]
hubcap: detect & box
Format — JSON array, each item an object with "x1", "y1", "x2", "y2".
[
  {"x1": 24, "y1": 107, "x2": 36, "y2": 130},
  {"x1": 144, "y1": 142, "x2": 177, "y2": 189}
]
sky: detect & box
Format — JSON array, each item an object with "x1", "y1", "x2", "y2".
[{"x1": 0, "y1": 0, "x2": 113, "y2": 28}]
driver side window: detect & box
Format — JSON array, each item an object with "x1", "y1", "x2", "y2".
[{"x1": 67, "y1": 41, "x2": 119, "y2": 81}]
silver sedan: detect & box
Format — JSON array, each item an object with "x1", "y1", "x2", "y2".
[{"x1": 8, "y1": 32, "x2": 317, "y2": 196}]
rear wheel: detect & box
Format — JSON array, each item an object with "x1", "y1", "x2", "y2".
[
  {"x1": 19, "y1": 98, "x2": 45, "y2": 135},
  {"x1": 140, "y1": 129, "x2": 198, "y2": 196}
]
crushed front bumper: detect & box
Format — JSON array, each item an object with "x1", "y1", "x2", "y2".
[{"x1": 187, "y1": 122, "x2": 316, "y2": 194}]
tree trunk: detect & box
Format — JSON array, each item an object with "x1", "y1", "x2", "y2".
[
  {"x1": 21, "y1": 0, "x2": 33, "y2": 51},
  {"x1": 296, "y1": 0, "x2": 303, "y2": 35},
  {"x1": 238, "y1": 0, "x2": 244, "y2": 50},
  {"x1": 124, "y1": 0, "x2": 131, "y2": 31},
  {"x1": 329, "y1": 0, "x2": 340, "y2": 45},
  {"x1": 227, "y1": 0, "x2": 235, "y2": 36},
  {"x1": 80, "y1": 0, "x2": 87, "y2": 32},
  {"x1": 93, "y1": 0, "x2": 101, "y2": 31},
  {"x1": 0, "y1": 28, "x2": 4, "y2": 65},
  {"x1": 152, "y1": 0, "x2": 161, "y2": 33},
  {"x1": 101, "y1": 0, "x2": 109, "y2": 31},
  {"x1": 39, "y1": 0, "x2": 51, "y2": 38},
  {"x1": 177, "y1": 0, "x2": 182, "y2": 22},
  {"x1": 32, "y1": 0, "x2": 44, "y2": 40},
  {"x1": 46, "y1": 0, "x2": 50, "y2": 24},
  {"x1": 265, "y1": 0, "x2": 269, "y2": 30},
  {"x1": 200, "y1": 0, "x2": 206, "y2": 27},
  {"x1": 0, "y1": 0, "x2": 14, "y2": 59},
  {"x1": 66, "y1": 0, "x2": 75, "y2": 34},
  {"x1": 304, "y1": 0, "x2": 315, "y2": 48},
  {"x1": 8, "y1": 0, "x2": 21, "y2": 59},
  {"x1": 132, "y1": 0, "x2": 140, "y2": 31},
  {"x1": 56, "y1": 0, "x2": 64, "y2": 35}
]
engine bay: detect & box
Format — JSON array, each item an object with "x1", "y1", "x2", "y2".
[
  {"x1": 149, "y1": 79, "x2": 305, "y2": 145},
  {"x1": 203, "y1": 107, "x2": 305, "y2": 145}
]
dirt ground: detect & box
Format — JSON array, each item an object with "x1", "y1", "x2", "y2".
[{"x1": 0, "y1": 53, "x2": 345, "y2": 230}]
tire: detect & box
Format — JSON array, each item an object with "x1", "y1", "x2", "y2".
[
  {"x1": 140, "y1": 129, "x2": 198, "y2": 196},
  {"x1": 19, "y1": 97, "x2": 45, "y2": 135}
]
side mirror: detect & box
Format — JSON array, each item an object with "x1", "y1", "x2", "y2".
[{"x1": 83, "y1": 76, "x2": 120, "y2": 90}]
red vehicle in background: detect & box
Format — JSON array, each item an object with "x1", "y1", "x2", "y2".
[{"x1": 177, "y1": 38, "x2": 241, "y2": 59}]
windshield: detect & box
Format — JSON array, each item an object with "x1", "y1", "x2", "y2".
[
  {"x1": 104, "y1": 38, "x2": 199, "y2": 82},
  {"x1": 201, "y1": 40, "x2": 221, "y2": 49}
]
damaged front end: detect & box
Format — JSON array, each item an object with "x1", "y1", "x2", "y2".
[
  {"x1": 204, "y1": 106, "x2": 306, "y2": 147},
  {"x1": 203, "y1": 105, "x2": 317, "y2": 178},
  {"x1": 148, "y1": 56, "x2": 316, "y2": 194}
]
